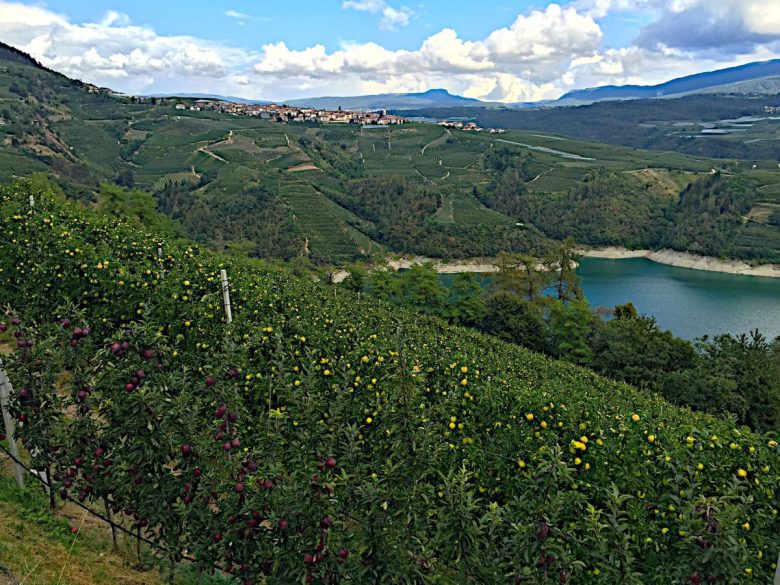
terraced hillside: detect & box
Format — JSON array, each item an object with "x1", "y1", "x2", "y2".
[{"x1": 3, "y1": 48, "x2": 780, "y2": 262}]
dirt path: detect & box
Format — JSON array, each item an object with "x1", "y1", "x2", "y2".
[
  {"x1": 197, "y1": 147, "x2": 228, "y2": 163},
  {"x1": 412, "y1": 167, "x2": 434, "y2": 184},
  {"x1": 196, "y1": 130, "x2": 232, "y2": 163},
  {"x1": 421, "y1": 129, "x2": 450, "y2": 155},
  {"x1": 443, "y1": 197, "x2": 454, "y2": 223},
  {"x1": 496, "y1": 138, "x2": 595, "y2": 161},
  {"x1": 211, "y1": 129, "x2": 234, "y2": 148},
  {"x1": 529, "y1": 167, "x2": 554, "y2": 183},
  {"x1": 356, "y1": 139, "x2": 365, "y2": 163},
  {"x1": 284, "y1": 132, "x2": 302, "y2": 151}
]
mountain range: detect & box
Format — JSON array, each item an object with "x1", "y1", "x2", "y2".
[
  {"x1": 149, "y1": 58, "x2": 780, "y2": 110},
  {"x1": 148, "y1": 88, "x2": 486, "y2": 111},
  {"x1": 557, "y1": 58, "x2": 780, "y2": 104},
  {"x1": 312, "y1": 59, "x2": 780, "y2": 109},
  {"x1": 282, "y1": 88, "x2": 484, "y2": 110}
]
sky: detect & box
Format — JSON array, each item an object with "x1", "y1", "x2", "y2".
[{"x1": 1, "y1": 1, "x2": 780, "y2": 102}]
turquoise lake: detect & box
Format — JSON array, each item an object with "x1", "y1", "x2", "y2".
[{"x1": 576, "y1": 258, "x2": 780, "y2": 340}]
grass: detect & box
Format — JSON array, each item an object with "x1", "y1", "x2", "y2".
[
  {"x1": 527, "y1": 166, "x2": 593, "y2": 193},
  {"x1": 152, "y1": 172, "x2": 199, "y2": 192},
  {"x1": 0, "y1": 150, "x2": 50, "y2": 181},
  {"x1": 0, "y1": 469, "x2": 237, "y2": 585},
  {"x1": 732, "y1": 221, "x2": 780, "y2": 263}
]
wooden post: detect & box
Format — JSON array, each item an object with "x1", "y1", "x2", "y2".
[
  {"x1": 157, "y1": 248, "x2": 164, "y2": 280},
  {"x1": 29, "y1": 194, "x2": 35, "y2": 209},
  {"x1": 0, "y1": 365, "x2": 25, "y2": 488},
  {"x1": 775, "y1": 551, "x2": 780, "y2": 585},
  {"x1": 220, "y1": 269, "x2": 232, "y2": 325}
]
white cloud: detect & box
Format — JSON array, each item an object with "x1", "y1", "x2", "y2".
[
  {"x1": 0, "y1": 1, "x2": 66, "y2": 27},
  {"x1": 342, "y1": 0, "x2": 414, "y2": 31},
  {"x1": 225, "y1": 10, "x2": 251, "y2": 20},
  {"x1": 100, "y1": 10, "x2": 131, "y2": 27},
  {"x1": 485, "y1": 4, "x2": 602, "y2": 64},
  {"x1": 578, "y1": 0, "x2": 780, "y2": 53},
  {"x1": 342, "y1": 0, "x2": 386, "y2": 11},
  {"x1": 379, "y1": 6, "x2": 413, "y2": 31}
]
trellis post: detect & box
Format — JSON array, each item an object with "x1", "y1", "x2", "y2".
[
  {"x1": 220, "y1": 269, "x2": 233, "y2": 324},
  {"x1": 0, "y1": 364, "x2": 25, "y2": 487},
  {"x1": 157, "y1": 247, "x2": 164, "y2": 280}
]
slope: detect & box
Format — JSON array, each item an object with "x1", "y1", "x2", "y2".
[{"x1": 0, "y1": 181, "x2": 778, "y2": 583}]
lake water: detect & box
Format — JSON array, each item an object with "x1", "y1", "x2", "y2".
[{"x1": 577, "y1": 258, "x2": 780, "y2": 340}]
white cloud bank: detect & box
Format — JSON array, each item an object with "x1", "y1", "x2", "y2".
[
  {"x1": 255, "y1": 4, "x2": 604, "y2": 102},
  {"x1": 0, "y1": 0, "x2": 779, "y2": 102}
]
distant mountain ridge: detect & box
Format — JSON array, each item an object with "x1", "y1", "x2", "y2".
[
  {"x1": 283, "y1": 88, "x2": 487, "y2": 111},
  {"x1": 559, "y1": 59, "x2": 780, "y2": 103}
]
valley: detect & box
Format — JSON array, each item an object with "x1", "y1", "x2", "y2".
[{"x1": 3, "y1": 51, "x2": 780, "y2": 267}]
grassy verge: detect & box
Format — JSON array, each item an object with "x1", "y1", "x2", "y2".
[{"x1": 0, "y1": 471, "x2": 235, "y2": 585}]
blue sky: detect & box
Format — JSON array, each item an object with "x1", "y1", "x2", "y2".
[
  {"x1": 1, "y1": 1, "x2": 779, "y2": 101},
  {"x1": 32, "y1": 1, "x2": 601, "y2": 51}
]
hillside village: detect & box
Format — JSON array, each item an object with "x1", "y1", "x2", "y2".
[
  {"x1": 170, "y1": 99, "x2": 508, "y2": 132},
  {"x1": 174, "y1": 99, "x2": 408, "y2": 126},
  {"x1": 438, "y1": 120, "x2": 507, "y2": 133}
]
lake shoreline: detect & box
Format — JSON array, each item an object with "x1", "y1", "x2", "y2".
[
  {"x1": 581, "y1": 247, "x2": 780, "y2": 279},
  {"x1": 331, "y1": 250, "x2": 780, "y2": 283}
]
